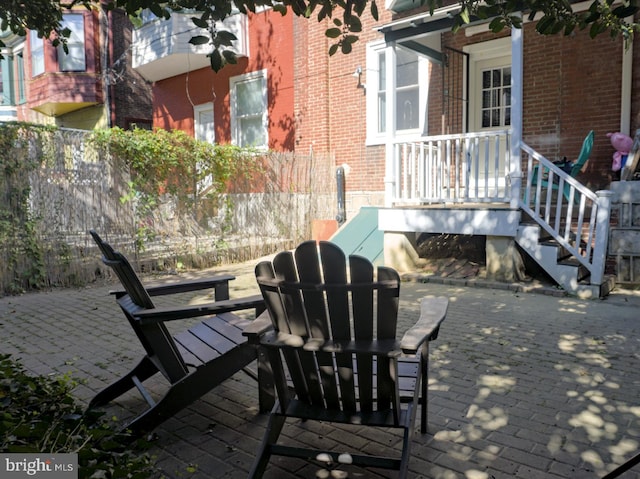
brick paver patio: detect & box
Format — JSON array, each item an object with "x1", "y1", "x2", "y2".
[{"x1": 2, "y1": 263, "x2": 640, "y2": 478}]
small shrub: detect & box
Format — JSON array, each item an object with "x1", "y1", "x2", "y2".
[{"x1": 0, "y1": 354, "x2": 158, "y2": 478}]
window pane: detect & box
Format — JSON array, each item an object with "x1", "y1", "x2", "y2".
[
  {"x1": 480, "y1": 66, "x2": 510, "y2": 128},
  {"x1": 231, "y1": 71, "x2": 267, "y2": 148},
  {"x1": 59, "y1": 14, "x2": 85, "y2": 72},
  {"x1": 30, "y1": 33, "x2": 44, "y2": 77},
  {"x1": 502, "y1": 68, "x2": 511, "y2": 86},
  {"x1": 397, "y1": 87, "x2": 419, "y2": 130},
  {"x1": 482, "y1": 71, "x2": 491, "y2": 89},
  {"x1": 378, "y1": 92, "x2": 386, "y2": 133},
  {"x1": 17, "y1": 53, "x2": 25, "y2": 103},
  {"x1": 240, "y1": 117, "x2": 266, "y2": 147},
  {"x1": 396, "y1": 49, "x2": 418, "y2": 88},
  {"x1": 482, "y1": 110, "x2": 490, "y2": 128},
  {"x1": 0, "y1": 60, "x2": 5, "y2": 105},
  {"x1": 236, "y1": 79, "x2": 263, "y2": 116},
  {"x1": 378, "y1": 52, "x2": 386, "y2": 91}
]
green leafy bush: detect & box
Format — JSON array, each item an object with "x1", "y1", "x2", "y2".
[{"x1": 0, "y1": 354, "x2": 157, "y2": 478}]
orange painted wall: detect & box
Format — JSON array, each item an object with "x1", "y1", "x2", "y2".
[{"x1": 152, "y1": 10, "x2": 295, "y2": 151}]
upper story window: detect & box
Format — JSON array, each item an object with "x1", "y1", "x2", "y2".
[
  {"x1": 30, "y1": 33, "x2": 44, "y2": 77},
  {"x1": 58, "y1": 14, "x2": 86, "y2": 72},
  {"x1": 230, "y1": 70, "x2": 268, "y2": 149},
  {"x1": 366, "y1": 41, "x2": 430, "y2": 144}
]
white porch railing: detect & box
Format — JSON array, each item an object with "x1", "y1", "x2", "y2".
[
  {"x1": 386, "y1": 131, "x2": 612, "y2": 287},
  {"x1": 389, "y1": 130, "x2": 512, "y2": 204},
  {"x1": 520, "y1": 142, "x2": 612, "y2": 284}
]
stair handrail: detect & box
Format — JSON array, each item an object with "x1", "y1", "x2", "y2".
[{"x1": 519, "y1": 142, "x2": 612, "y2": 284}]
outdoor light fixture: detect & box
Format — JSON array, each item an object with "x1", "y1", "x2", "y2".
[{"x1": 352, "y1": 66, "x2": 365, "y2": 94}]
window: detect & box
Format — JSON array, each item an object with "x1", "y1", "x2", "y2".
[
  {"x1": 58, "y1": 14, "x2": 86, "y2": 72},
  {"x1": 0, "y1": 56, "x2": 11, "y2": 105},
  {"x1": 230, "y1": 70, "x2": 268, "y2": 148},
  {"x1": 480, "y1": 66, "x2": 511, "y2": 128},
  {"x1": 16, "y1": 52, "x2": 25, "y2": 103},
  {"x1": 30, "y1": 33, "x2": 44, "y2": 77},
  {"x1": 366, "y1": 42, "x2": 429, "y2": 144},
  {"x1": 194, "y1": 103, "x2": 215, "y2": 143}
]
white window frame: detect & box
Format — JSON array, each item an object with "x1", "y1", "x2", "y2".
[
  {"x1": 366, "y1": 40, "x2": 430, "y2": 145},
  {"x1": 229, "y1": 69, "x2": 268, "y2": 149},
  {"x1": 30, "y1": 32, "x2": 44, "y2": 77},
  {"x1": 58, "y1": 13, "x2": 86, "y2": 72},
  {"x1": 465, "y1": 37, "x2": 512, "y2": 133},
  {"x1": 194, "y1": 102, "x2": 215, "y2": 144}
]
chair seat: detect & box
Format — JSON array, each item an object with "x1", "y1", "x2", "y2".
[{"x1": 174, "y1": 312, "x2": 251, "y2": 367}]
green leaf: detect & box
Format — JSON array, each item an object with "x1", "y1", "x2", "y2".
[
  {"x1": 325, "y1": 27, "x2": 342, "y2": 38},
  {"x1": 535, "y1": 15, "x2": 554, "y2": 33},
  {"x1": 612, "y1": 5, "x2": 638, "y2": 18},
  {"x1": 191, "y1": 17, "x2": 209, "y2": 29},
  {"x1": 189, "y1": 35, "x2": 210, "y2": 46},
  {"x1": 328, "y1": 43, "x2": 340, "y2": 56},
  {"x1": 208, "y1": 49, "x2": 223, "y2": 72},
  {"x1": 333, "y1": 18, "x2": 343, "y2": 26},
  {"x1": 222, "y1": 50, "x2": 238, "y2": 64},
  {"x1": 341, "y1": 40, "x2": 352, "y2": 54},
  {"x1": 273, "y1": 4, "x2": 288, "y2": 14},
  {"x1": 371, "y1": 1, "x2": 379, "y2": 20},
  {"x1": 216, "y1": 30, "x2": 238, "y2": 46},
  {"x1": 489, "y1": 17, "x2": 505, "y2": 32},
  {"x1": 460, "y1": 7, "x2": 470, "y2": 24},
  {"x1": 348, "y1": 16, "x2": 362, "y2": 32}
]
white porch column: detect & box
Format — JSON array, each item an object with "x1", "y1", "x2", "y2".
[
  {"x1": 384, "y1": 42, "x2": 397, "y2": 207},
  {"x1": 509, "y1": 22, "x2": 523, "y2": 208}
]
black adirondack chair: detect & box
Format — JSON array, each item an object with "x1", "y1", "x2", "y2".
[
  {"x1": 243, "y1": 241, "x2": 448, "y2": 478},
  {"x1": 88, "y1": 230, "x2": 270, "y2": 436}
]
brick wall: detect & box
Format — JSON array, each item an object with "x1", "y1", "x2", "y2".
[{"x1": 152, "y1": 10, "x2": 295, "y2": 150}]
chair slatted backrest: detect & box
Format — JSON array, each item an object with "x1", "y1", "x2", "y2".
[
  {"x1": 90, "y1": 230, "x2": 189, "y2": 381},
  {"x1": 569, "y1": 130, "x2": 594, "y2": 177},
  {"x1": 255, "y1": 241, "x2": 401, "y2": 418}
]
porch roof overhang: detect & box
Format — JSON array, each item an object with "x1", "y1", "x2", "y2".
[{"x1": 377, "y1": 5, "x2": 487, "y2": 63}]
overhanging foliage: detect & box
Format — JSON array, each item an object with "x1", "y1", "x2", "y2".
[{"x1": 1, "y1": 0, "x2": 637, "y2": 71}]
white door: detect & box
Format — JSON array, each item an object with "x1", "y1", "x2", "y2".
[{"x1": 467, "y1": 39, "x2": 511, "y2": 197}]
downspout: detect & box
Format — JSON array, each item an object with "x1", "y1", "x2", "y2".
[
  {"x1": 620, "y1": 19, "x2": 633, "y2": 135},
  {"x1": 99, "y1": 4, "x2": 112, "y2": 127},
  {"x1": 384, "y1": 43, "x2": 397, "y2": 207}
]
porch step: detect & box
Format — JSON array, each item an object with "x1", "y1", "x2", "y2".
[{"x1": 516, "y1": 223, "x2": 604, "y2": 298}]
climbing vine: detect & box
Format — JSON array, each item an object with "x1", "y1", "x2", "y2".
[
  {"x1": 89, "y1": 127, "x2": 262, "y2": 249},
  {"x1": 0, "y1": 122, "x2": 57, "y2": 293}
]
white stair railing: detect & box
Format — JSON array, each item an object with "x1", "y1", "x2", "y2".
[{"x1": 520, "y1": 142, "x2": 612, "y2": 284}]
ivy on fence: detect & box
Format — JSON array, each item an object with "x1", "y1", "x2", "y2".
[{"x1": 0, "y1": 122, "x2": 336, "y2": 296}]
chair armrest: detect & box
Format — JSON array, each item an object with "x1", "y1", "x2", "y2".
[
  {"x1": 400, "y1": 296, "x2": 448, "y2": 355},
  {"x1": 144, "y1": 275, "x2": 235, "y2": 296},
  {"x1": 110, "y1": 275, "x2": 235, "y2": 300},
  {"x1": 132, "y1": 294, "x2": 264, "y2": 324},
  {"x1": 242, "y1": 310, "x2": 274, "y2": 344}
]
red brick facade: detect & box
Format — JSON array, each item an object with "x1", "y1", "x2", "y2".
[
  {"x1": 151, "y1": 8, "x2": 640, "y2": 196},
  {"x1": 152, "y1": 10, "x2": 295, "y2": 150}
]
